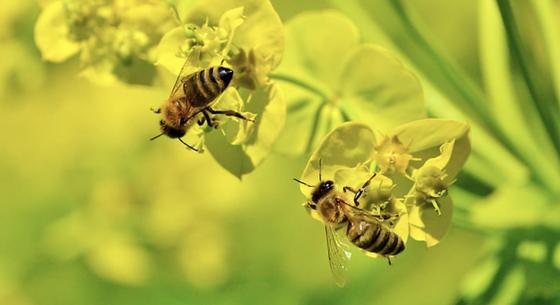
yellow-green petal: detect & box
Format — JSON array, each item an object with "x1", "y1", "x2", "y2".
[
  {"x1": 206, "y1": 83, "x2": 285, "y2": 178},
  {"x1": 339, "y1": 44, "x2": 427, "y2": 130},
  {"x1": 392, "y1": 119, "x2": 470, "y2": 180},
  {"x1": 216, "y1": 88, "x2": 257, "y2": 145},
  {"x1": 299, "y1": 122, "x2": 376, "y2": 195},
  {"x1": 408, "y1": 195, "x2": 453, "y2": 247},
  {"x1": 184, "y1": 0, "x2": 284, "y2": 81},
  {"x1": 277, "y1": 10, "x2": 360, "y2": 92}
]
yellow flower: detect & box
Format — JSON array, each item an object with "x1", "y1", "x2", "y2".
[
  {"x1": 156, "y1": 0, "x2": 286, "y2": 178},
  {"x1": 373, "y1": 134, "x2": 415, "y2": 176},
  {"x1": 34, "y1": 0, "x2": 175, "y2": 84}
]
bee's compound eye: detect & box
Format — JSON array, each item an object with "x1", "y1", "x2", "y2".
[{"x1": 218, "y1": 67, "x2": 233, "y2": 86}]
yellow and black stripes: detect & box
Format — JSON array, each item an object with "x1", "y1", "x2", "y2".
[
  {"x1": 183, "y1": 66, "x2": 233, "y2": 107},
  {"x1": 347, "y1": 221, "x2": 404, "y2": 256}
]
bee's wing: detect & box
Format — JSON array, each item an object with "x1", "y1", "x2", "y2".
[
  {"x1": 325, "y1": 225, "x2": 351, "y2": 287},
  {"x1": 169, "y1": 50, "x2": 200, "y2": 98},
  {"x1": 339, "y1": 199, "x2": 385, "y2": 224}
]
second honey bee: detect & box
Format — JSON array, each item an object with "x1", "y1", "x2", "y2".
[
  {"x1": 150, "y1": 60, "x2": 254, "y2": 150},
  {"x1": 294, "y1": 163, "x2": 404, "y2": 287}
]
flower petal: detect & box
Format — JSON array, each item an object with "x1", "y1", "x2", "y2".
[
  {"x1": 340, "y1": 44, "x2": 427, "y2": 130},
  {"x1": 408, "y1": 195, "x2": 453, "y2": 247},
  {"x1": 299, "y1": 122, "x2": 376, "y2": 195}
]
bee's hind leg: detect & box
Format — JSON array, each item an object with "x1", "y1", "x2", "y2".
[
  {"x1": 386, "y1": 256, "x2": 392, "y2": 266},
  {"x1": 206, "y1": 107, "x2": 255, "y2": 122}
]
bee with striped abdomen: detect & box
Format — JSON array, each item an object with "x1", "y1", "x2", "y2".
[
  {"x1": 294, "y1": 162, "x2": 404, "y2": 287},
  {"x1": 150, "y1": 60, "x2": 254, "y2": 151}
]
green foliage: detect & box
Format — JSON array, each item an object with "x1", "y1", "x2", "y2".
[
  {"x1": 18, "y1": 0, "x2": 560, "y2": 304},
  {"x1": 273, "y1": 10, "x2": 426, "y2": 156}
]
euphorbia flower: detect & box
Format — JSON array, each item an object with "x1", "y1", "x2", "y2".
[{"x1": 155, "y1": 0, "x2": 286, "y2": 178}]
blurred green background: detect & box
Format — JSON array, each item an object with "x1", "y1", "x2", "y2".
[{"x1": 1, "y1": 1, "x2": 558, "y2": 305}]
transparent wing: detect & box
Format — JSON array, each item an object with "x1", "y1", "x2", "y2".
[
  {"x1": 169, "y1": 49, "x2": 200, "y2": 98},
  {"x1": 325, "y1": 225, "x2": 351, "y2": 287}
]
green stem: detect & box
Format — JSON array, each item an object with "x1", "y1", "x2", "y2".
[
  {"x1": 496, "y1": 0, "x2": 560, "y2": 156},
  {"x1": 389, "y1": 0, "x2": 491, "y2": 124},
  {"x1": 306, "y1": 101, "x2": 327, "y2": 153},
  {"x1": 270, "y1": 73, "x2": 330, "y2": 101},
  {"x1": 390, "y1": 0, "x2": 554, "y2": 190}
]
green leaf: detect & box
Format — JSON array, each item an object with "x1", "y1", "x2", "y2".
[
  {"x1": 206, "y1": 83, "x2": 285, "y2": 178},
  {"x1": 554, "y1": 243, "x2": 560, "y2": 271},
  {"x1": 34, "y1": 1, "x2": 80, "y2": 62},
  {"x1": 487, "y1": 265, "x2": 525, "y2": 305},
  {"x1": 299, "y1": 122, "x2": 376, "y2": 195},
  {"x1": 276, "y1": 10, "x2": 426, "y2": 156},
  {"x1": 479, "y1": 0, "x2": 560, "y2": 193},
  {"x1": 469, "y1": 182, "x2": 558, "y2": 230},
  {"x1": 532, "y1": 0, "x2": 560, "y2": 110},
  {"x1": 460, "y1": 255, "x2": 501, "y2": 301}
]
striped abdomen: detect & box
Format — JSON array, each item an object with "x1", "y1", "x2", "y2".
[
  {"x1": 183, "y1": 66, "x2": 233, "y2": 107},
  {"x1": 346, "y1": 220, "x2": 404, "y2": 256}
]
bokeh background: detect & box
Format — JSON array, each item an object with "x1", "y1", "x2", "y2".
[{"x1": 1, "y1": 1, "x2": 559, "y2": 305}]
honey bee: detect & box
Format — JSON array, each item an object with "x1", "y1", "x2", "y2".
[
  {"x1": 294, "y1": 162, "x2": 405, "y2": 287},
  {"x1": 150, "y1": 59, "x2": 254, "y2": 150}
]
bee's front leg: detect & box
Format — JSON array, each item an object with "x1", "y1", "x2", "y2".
[
  {"x1": 201, "y1": 110, "x2": 219, "y2": 129},
  {"x1": 206, "y1": 107, "x2": 255, "y2": 122}
]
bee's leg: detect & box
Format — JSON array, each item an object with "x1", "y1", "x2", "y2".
[
  {"x1": 386, "y1": 257, "x2": 392, "y2": 265},
  {"x1": 206, "y1": 107, "x2": 255, "y2": 122},
  {"x1": 201, "y1": 110, "x2": 218, "y2": 128},
  {"x1": 150, "y1": 107, "x2": 161, "y2": 114},
  {"x1": 342, "y1": 186, "x2": 359, "y2": 206},
  {"x1": 346, "y1": 173, "x2": 377, "y2": 206},
  {"x1": 197, "y1": 112, "x2": 208, "y2": 126},
  {"x1": 178, "y1": 138, "x2": 199, "y2": 152}
]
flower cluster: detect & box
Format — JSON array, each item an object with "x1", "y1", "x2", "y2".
[
  {"x1": 35, "y1": 0, "x2": 175, "y2": 84},
  {"x1": 298, "y1": 120, "x2": 470, "y2": 250},
  {"x1": 155, "y1": 0, "x2": 286, "y2": 177}
]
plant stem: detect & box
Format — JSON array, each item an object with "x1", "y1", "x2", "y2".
[
  {"x1": 306, "y1": 101, "x2": 327, "y2": 153},
  {"x1": 270, "y1": 73, "x2": 330, "y2": 101},
  {"x1": 496, "y1": 0, "x2": 560, "y2": 156}
]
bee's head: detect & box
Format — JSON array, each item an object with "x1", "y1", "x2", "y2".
[
  {"x1": 311, "y1": 180, "x2": 335, "y2": 204},
  {"x1": 217, "y1": 66, "x2": 233, "y2": 87},
  {"x1": 159, "y1": 119, "x2": 186, "y2": 139}
]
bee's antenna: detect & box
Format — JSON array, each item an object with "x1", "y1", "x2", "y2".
[
  {"x1": 220, "y1": 58, "x2": 225, "y2": 66},
  {"x1": 318, "y1": 159, "x2": 323, "y2": 181},
  {"x1": 178, "y1": 138, "x2": 199, "y2": 152},
  {"x1": 293, "y1": 178, "x2": 314, "y2": 188},
  {"x1": 150, "y1": 133, "x2": 164, "y2": 141}
]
